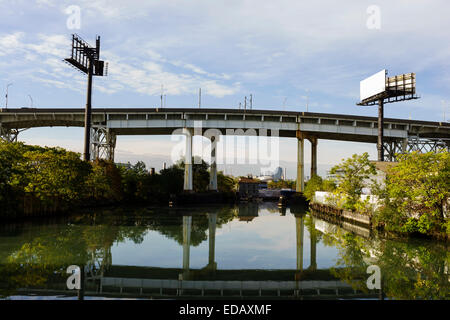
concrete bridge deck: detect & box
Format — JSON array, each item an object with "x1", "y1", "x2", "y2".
[
  {"x1": 1, "y1": 107, "x2": 449, "y2": 192},
  {"x1": 1, "y1": 107, "x2": 449, "y2": 142}
]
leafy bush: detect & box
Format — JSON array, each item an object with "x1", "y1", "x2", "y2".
[{"x1": 329, "y1": 152, "x2": 376, "y2": 210}]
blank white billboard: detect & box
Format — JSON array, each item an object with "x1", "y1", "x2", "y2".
[{"x1": 360, "y1": 69, "x2": 386, "y2": 101}]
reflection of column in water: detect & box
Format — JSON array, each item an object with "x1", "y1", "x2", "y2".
[
  {"x1": 208, "y1": 213, "x2": 217, "y2": 269},
  {"x1": 183, "y1": 216, "x2": 192, "y2": 271},
  {"x1": 295, "y1": 215, "x2": 304, "y2": 272},
  {"x1": 309, "y1": 217, "x2": 317, "y2": 271},
  {"x1": 78, "y1": 264, "x2": 85, "y2": 300}
]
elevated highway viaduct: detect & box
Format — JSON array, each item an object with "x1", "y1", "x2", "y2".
[{"x1": 1, "y1": 107, "x2": 449, "y2": 192}]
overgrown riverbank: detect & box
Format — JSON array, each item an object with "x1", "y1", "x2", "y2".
[
  {"x1": 304, "y1": 152, "x2": 450, "y2": 241},
  {"x1": 0, "y1": 141, "x2": 237, "y2": 219}
]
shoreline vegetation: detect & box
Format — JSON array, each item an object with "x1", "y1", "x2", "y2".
[
  {"x1": 305, "y1": 152, "x2": 450, "y2": 241},
  {"x1": 0, "y1": 140, "x2": 237, "y2": 219},
  {"x1": 1, "y1": 140, "x2": 449, "y2": 241}
]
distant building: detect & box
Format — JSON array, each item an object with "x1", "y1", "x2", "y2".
[
  {"x1": 257, "y1": 175, "x2": 273, "y2": 183},
  {"x1": 258, "y1": 166, "x2": 284, "y2": 182},
  {"x1": 272, "y1": 167, "x2": 283, "y2": 181}
]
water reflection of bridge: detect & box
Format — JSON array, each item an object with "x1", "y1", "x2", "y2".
[
  {"x1": 79, "y1": 211, "x2": 378, "y2": 299},
  {"x1": 5, "y1": 207, "x2": 380, "y2": 299}
]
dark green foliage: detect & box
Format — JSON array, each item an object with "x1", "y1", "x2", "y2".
[
  {"x1": 329, "y1": 152, "x2": 377, "y2": 210},
  {"x1": 304, "y1": 174, "x2": 336, "y2": 201},
  {"x1": 217, "y1": 171, "x2": 237, "y2": 193},
  {"x1": 0, "y1": 140, "x2": 238, "y2": 218},
  {"x1": 267, "y1": 179, "x2": 296, "y2": 190},
  {"x1": 374, "y1": 151, "x2": 450, "y2": 236}
]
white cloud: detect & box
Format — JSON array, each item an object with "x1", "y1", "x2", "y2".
[{"x1": 0, "y1": 31, "x2": 239, "y2": 98}]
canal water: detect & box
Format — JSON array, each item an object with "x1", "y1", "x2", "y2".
[{"x1": 0, "y1": 203, "x2": 448, "y2": 300}]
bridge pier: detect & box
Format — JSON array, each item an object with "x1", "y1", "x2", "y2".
[
  {"x1": 309, "y1": 136, "x2": 318, "y2": 178},
  {"x1": 309, "y1": 217, "x2": 317, "y2": 271},
  {"x1": 295, "y1": 215, "x2": 304, "y2": 272},
  {"x1": 183, "y1": 128, "x2": 194, "y2": 191},
  {"x1": 0, "y1": 126, "x2": 19, "y2": 142},
  {"x1": 209, "y1": 136, "x2": 218, "y2": 191},
  {"x1": 296, "y1": 131, "x2": 305, "y2": 193},
  {"x1": 182, "y1": 215, "x2": 192, "y2": 271},
  {"x1": 91, "y1": 126, "x2": 116, "y2": 162},
  {"x1": 207, "y1": 213, "x2": 217, "y2": 270}
]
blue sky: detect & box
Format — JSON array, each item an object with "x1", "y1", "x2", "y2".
[{"x1": 1, "y1": 0, "x2": 449, "y2": 177}]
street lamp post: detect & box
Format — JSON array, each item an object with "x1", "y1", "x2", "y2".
[{"x1": 5, "y1": 83, "x2": 12, "y2": 108}]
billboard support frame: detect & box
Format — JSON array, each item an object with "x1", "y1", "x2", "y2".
[
  {"x1": 357, "y1": 70, "x2": 419, "y2": 162},
  {"x1": 64, "y1": 34, "x2": 108, "y2": 161}
]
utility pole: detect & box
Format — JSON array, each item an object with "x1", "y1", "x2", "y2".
[
  {"x1": 161, "y1": 84, "x2": 164, "y2": 109},
  {"x1": 5, "y1": 83, "x2": 12, "y2": 108},
  {"x1": 250, "y1": 94, "x2": 253, "y2": 110},
  {"x1": 306, "y1": 89, "x2": 309, "y2": 112},
  {"x1": 28, "y1": 94, "x2": 33, "y2": 107},
  {"x1": 199, "y1": 88, "x2": 201, "y2": 108},
  {"x1": 442, "y1": 100, "x2": 447, "y2": 122}
]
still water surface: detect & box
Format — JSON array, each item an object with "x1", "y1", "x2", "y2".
[{"x1": 0, "y1": 203, "x2": 448, "y2": 299}]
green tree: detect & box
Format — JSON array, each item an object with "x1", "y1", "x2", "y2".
[
  {"x1": 304, "y1": 175, "x2": 336, "y2": 201},
  {"x1": 267, "y1": 179, "x2": 296, "y2": 190},
  {"x1": 10, "y1": 147, "x2": 91, "y2": 206},
  {"x1": 217, "y1": 171, "x2": 237, "y2": 192},
  {"x1": 160, "y1": 163, "x2": 184, "y2": 194},
  {"x1": 374, "y1": 151, "x2": 450, "y2": 235},
  {"x1": 329, "y1": 153, "x2": 377, "y2": 211},
  {"x1": 176, "y1": 157, "x2": 210, "y2": 192},
  {"x1": 0, "y1": 141, "x2": 28, "y2": 216},
  {"x1": 86, "y1": 159, "x2": 123, "y2": 202},
  {"x1": 304, "y1": 175, "x2": 323, "y2": 201}
]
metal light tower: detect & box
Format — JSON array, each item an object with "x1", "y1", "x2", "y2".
[
  {"x1": 358, "y1": 70, "x2": 418, "y2": 161},
  {"x1": 64, "y1": 34, "x2": 108, "y2": 161}
]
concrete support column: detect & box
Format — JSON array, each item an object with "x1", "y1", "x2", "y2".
[
  {"x1": 295, "y1": 215, "x2": 304, "y2": 272},
  {"x1": 182, "y1": 216, "x2": 192, "y2": 271},
  {"x1": 402, "y1": 137, "x2": 409, "y2": 154},
  {"x1": 209, "y1": 136, "x2": 218, "y2": 191},
  {"x1": 207, "y1": 213, "x2": 217, "y2": 269},
  {"x1": 296, "y1": 131, "x2": 305, "y2": 193},
  {"x1": 183, "y1": 128, "x2": 193, "y2": 191},
  {"x1": 310, "y1": 137, "x2": 318, "y2": 178},
  {"x1": 309, "y1": 217, "x2": 317, "y2": 271}
]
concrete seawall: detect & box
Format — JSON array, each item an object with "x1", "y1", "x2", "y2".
[{"x1": 309, "y1": 202, "x2": 372, "y2": 227}]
